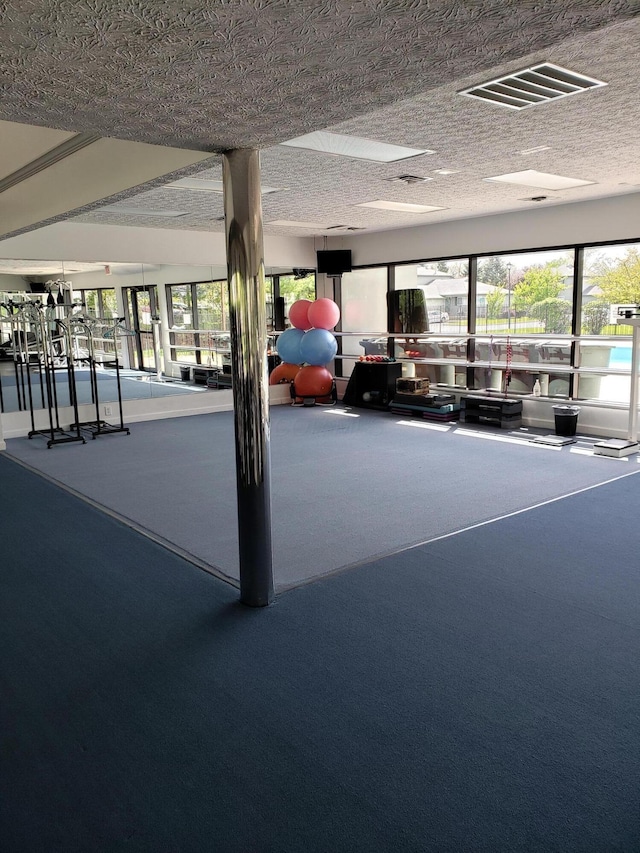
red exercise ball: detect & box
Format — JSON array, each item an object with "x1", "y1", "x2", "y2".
[
  {"x1": 307, "y1": 297, "x2": 340, "y2": 330},
  {"x1": 294, "y1": 365, "x2": 333, "y2": 397},
  {"x1": 288, "y1": 299, "x2": 313, "y2": 330},
  {"x1": 269, "y1": 362, "x2": 301, "y2": 384}
]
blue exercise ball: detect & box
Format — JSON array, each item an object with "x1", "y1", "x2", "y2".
[
  {"x1": 276, "y1": 328, "x2": 305, "y2": 365},
  {"x1": 299, "y1": 328, "x2": 338, "y2": 366}
]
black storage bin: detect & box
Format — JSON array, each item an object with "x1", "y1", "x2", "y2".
[
  {"x1": 179, "y1": 366, "x2": 191, "y2": 382},
  {"x1": 553, "y1": 405, "x2": 580, "y2": 436}
]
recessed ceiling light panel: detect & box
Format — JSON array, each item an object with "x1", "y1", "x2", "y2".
[
  {"x1": 356, "y1": 200, "x2": 445, "y2": 213},
  {"x1": 99, "y1": 206, "x2": 188, "y2": 218},
  {"x1": 267, "y1": 220, "x2": 328, "y2": 229},
  {"x1": 281, "y1": 131, "x2": 434, "y2": 163},
  {"x1": 459, "y1": 62, "x2": 607, "y2": 110},
  {"x1": 168, "y1": 177, "x2": 282, "y2": 195},
  {"x1": 520, "y1": 146, "x2": 552, "y2": 155},
  {"x1": 484, "y1": 170, "x2": 594, "y2": 190}
]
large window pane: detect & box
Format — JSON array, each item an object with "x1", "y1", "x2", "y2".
[
  {"x1": 389, "y1": 260, "x2": 469, "y2": 387},
  {"x1": 477, "y1": 249, "x2": 574, "y2": 335},
  {"x1": 392, "y1": 260, "x2": 468, "y2": 332},
  {"x1": 100, "y1": 288, "x2": 117, "y2": 318},
  {"x1": 196, "y1": 281, "x2": 227, "y2": 330},
  {"x1": 169, "y1": 284, "x2": 194, "y2": 329},
  {"x1": 81, "y1": 288, "x2": 117, "y2": 319},
  {"x1": 340, "y1": 267, "x2": 387, "y2": 376},
  {"x1": 171, "y1": 331, "x2": 199, "y2": 364},
  {"x1": 83, "y1": 290, "x2": 99, "y2": 316},
  {"x1": 278, "y1": 273, "x2": 315, "y2": 325},
  {"x1": 577, "y1": 370, "x2": 630, "y2": 404},
  {"x1": 582, "y1": 243, "x2": 640, "y2": 336}
]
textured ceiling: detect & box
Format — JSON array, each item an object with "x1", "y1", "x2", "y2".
[{"x1": 0, "y1": 1, "x2": 639, "y2": 243}]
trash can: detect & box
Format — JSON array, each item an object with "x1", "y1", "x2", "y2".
[
  {"x1": 552, "y1": 404, "x2": 580, "y2": 437},
  {"x1": 179, "y1": 366, "x2": 191, "y2": 382}
]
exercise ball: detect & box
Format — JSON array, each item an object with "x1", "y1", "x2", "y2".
[
  {"x1": 299, "y1": 328, "x2": 338, "y2": 366},
  {"x1": 288, "y1": 299, "x2": 313, "y2": 330},
  {"x1": 269, "y1": 362, "x2": 300, "y2": 385},
  {"x1": 294, "y1": 365, "x2": 333, "y2": 397},
  {"x1": 308, "y1": 297, "x2": 340, "y2": 330},
  {"x1": 276, "y1": 328, "x2": 304, "y2": 365}
]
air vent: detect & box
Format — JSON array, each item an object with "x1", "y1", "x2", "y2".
[
  {"x1": 459, "y1": 63, "x2": 607, "y2": 110},
  {"x1": 386, "y1": 175, "x2": 433, "y2": 185},
  {"x1": 325, "y1": 224, "x2": 365, "y2": 231}
]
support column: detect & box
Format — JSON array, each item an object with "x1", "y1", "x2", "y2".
[{"x1": 223, "y1": 149, "x2": 274, "y2": 606}]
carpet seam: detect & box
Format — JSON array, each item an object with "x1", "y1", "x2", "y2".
[
  {"x1": 0, "y1": 450, "x2": 240, "y2": 591},
  {"x1": 277, "y1": 467, "x2": 640, "y2": 592}
]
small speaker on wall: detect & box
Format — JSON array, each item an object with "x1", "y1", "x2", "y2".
[
  {"x1": 274, "y1": 296, "x2": 286, "y2": 330},
  {"x1": 316, "y1": 249, "x2": 352, "y2": 276}
]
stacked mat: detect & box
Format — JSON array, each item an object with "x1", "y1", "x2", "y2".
[{"x1": 390, "y1": 391, "x2": 460, "y2": 421}]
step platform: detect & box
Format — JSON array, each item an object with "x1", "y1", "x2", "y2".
[
  {"x1": 390, "y1": 392, "x2": 460, "y2": 422},
  {"x1": 593, "y1": 438, "x2": 639, "y2": 457}
]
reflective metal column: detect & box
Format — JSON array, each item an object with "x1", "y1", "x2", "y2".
[{"x1": 223, "y1": 149, "x2": 274, "y2": 606}]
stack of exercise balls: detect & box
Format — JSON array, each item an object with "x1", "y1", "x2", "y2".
[{"x1": 271, "y1": 297, "x2": 340, "y2": 400}]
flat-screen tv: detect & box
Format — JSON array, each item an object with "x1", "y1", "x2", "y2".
[{"x1": 316, "y1": 249, "x2": 352, "y2": 276}]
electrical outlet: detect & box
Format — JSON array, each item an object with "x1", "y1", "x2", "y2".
[{"x1": 104, "y1": 406, "x2": 113, "y2": 417}]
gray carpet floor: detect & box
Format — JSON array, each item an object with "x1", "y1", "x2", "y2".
[
  {"x1": 3, "y1": 455, "x2": 640, "y2": 851},
  {"x1": 4, "y1": 405, "x2": 637, "y2": 588}
]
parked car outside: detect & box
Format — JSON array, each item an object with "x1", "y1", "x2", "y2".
[{"x1": 428, "y1": 310, "x2": 449, "y2": 323}]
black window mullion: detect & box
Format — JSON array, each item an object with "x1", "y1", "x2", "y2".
[
  {"x1": 192, "y1": 283, "x2": 202, "y2": 365},
  {"x1": 467, "y1": 257, "x2": 477, "y2": 388},
  {"x1": 569, "y1": 247, "x2": 583, "y2": 399}
]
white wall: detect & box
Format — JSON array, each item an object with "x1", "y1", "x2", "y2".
[
  {"x1": 0, "y1": 273, "x2": 29, "y2": 291},
  {"x1": 343, "y1": 192, "x2": 640, "y2": 266},
  {"x1": 0, "y1": 222, "x2": 317, "y2": 270}
]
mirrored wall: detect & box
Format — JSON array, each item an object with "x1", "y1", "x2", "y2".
[{"x1": 0, "y1": 260, "x2": 315, "y2": 415}]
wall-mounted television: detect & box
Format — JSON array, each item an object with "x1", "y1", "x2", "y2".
[{"x1": 316, "y1": 249, "x2": 352, "y2": 276}]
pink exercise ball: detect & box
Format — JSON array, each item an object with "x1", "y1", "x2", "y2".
[
  {"x1": 308, "y1": 297, "x2": 340, "y2": 330},
  {"x1": 288, "y1": 299, "x2": 313, "y2": 330}
]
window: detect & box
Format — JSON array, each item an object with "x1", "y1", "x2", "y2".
[
  {"x1": 575, "y1": 243, "x2": 640, "y2": 403},
  {"x1": 169, "y1": 284, "x2": 194, "y2": 330},
  {"x1": 476, "y1": 250, "x2": 574, "y2": 336},
  {"x1": 277, "y1": 273, "x2": 315, "y2": 326},
  {"x1": 79, "y1": 288, "x2": 117, "y2": 319},
  {"x1": 340, "y1": 267, "x2": 388, "y2": 377},
  {"x1": 166, "y1": 275, "x2": 288, "y2": 366},
  {"x1": 581, "y1": 244, "x2": 640, "y2": 336}
]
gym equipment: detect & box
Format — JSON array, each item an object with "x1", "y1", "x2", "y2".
[
  {"x1": 0, "y1": 295, "x2": 132, "y2": 447},
  {"x1": 299, "y1": 328, "x2": 338, "y2": 366},
  {"x1": 307, "y1": 297, "x2": 340, "y2": 330},
  {"x1": 276, "y1": 327, "x2": 305, "y2": 365},
  {"x1": 290, "y1": 367, "x2": 337, "y2": 407},
  {"x1": 594, "y1": 306, "x2": 640, "y2": 457},
  {"x1": 69, "y1": 315, "x2": 131, "y2": 439},
  {"x1": 343, "y1": 360, "x2": 402, "y2": 410},
  {"x1": 288, "y1": 299, "x2": 313, "y2": 330}
]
